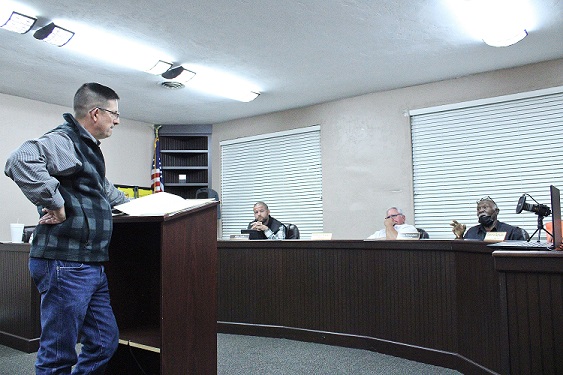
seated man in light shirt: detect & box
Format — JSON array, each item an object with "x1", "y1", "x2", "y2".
[{"x1": 367, "y1": 207, "x2": 417, "y2": 240}]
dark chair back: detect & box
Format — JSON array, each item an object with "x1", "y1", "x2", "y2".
[
  {"x1": 416, "y1": 228, "x2": 430, "y2": 239},
  {"x1": 286, "y1": 224, "x2": 300, "y2": 239},
  {"x1": 195, "y1": 188, "x2": 218, "y2": 200},
  {"x1": 23, "y1": 226, "x2": 36, "y2": 243},
  {"x1": 195, "y1": 188, "x2": 221, "y2": 219},
  {"x1": 520, "y1": 227, "x2": 530, "y2": 240}
]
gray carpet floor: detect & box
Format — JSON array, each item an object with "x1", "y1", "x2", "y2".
[{"x1": 0, "y1": 334, "x2": 461, "y2": 374}]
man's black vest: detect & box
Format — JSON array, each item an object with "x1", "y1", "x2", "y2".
[{"x1": 31, "y1": 114, "x2": 114, "y2": 262}]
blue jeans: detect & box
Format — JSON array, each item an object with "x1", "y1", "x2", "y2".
[{"x1": 29, "y1": 258, "x2": 119, "y2": 374}]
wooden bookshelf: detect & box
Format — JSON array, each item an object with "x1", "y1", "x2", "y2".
[{"x1": 159, "y1": 125, "x2": 212, "y2": 199}]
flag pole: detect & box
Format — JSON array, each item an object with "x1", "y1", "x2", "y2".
[{"x1": 151, "y1": 125, "x2": 164, "y2": 193}]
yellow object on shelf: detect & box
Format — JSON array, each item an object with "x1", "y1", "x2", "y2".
[{"x1": 116, "y1": 185, "x2": 153, "y2": 199}]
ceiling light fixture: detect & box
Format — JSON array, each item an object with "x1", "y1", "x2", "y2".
[
  {"x1": 444, "y1": 0, "x2": 533, "y2": 48},
  {"x1": 184, "y1": 67, "x2": 261, "y2": 102},
  {"x1": 193, "y1": 85, "x2": 260, "y2": 102},
  {"x1": 57, "y1": 22, "x2": 174, "y2": 73},
  {"x1": 483, "y1": 29, "x2": 528, "y2": 47},
  {"x1": 0, "y1": 11, "x2": 36, "y2": 33},
  {"x1": 232, "y1": 90, "x2": 260, "y2": 102},
  {"x1": 147, "y1": 60, "x2": 173, "y2": 75},
  {"x1": 33, "y1": 22, "x2": 74, "y2": 47},
  {"x1": 161, "y1": 66, "x2": 196, "y2": 83}
]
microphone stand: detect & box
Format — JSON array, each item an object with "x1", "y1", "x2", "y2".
[{"x1": 528, "y1": 214, "x2": 552, "y2": 243}]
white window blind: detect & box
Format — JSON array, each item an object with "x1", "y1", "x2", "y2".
[
  {"x1": 411, "y1": 88, "x2": 563, "y2": 239},
  {"x1": 220, "y1": 125, "x2": 322, "y2": 239}
]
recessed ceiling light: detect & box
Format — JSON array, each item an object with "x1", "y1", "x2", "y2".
[
  {"x1": 147, "y1": 60, "x2": 173, "y2": 75},
  {"x1": 483, "y1": 29, "x2": 528, "y2": 47},
  {"x1": 0, "y1": 11, "x2": 36, "y2": 34},
  {"x1": 33, "y1": 22, "x2": 74, "y2": 47}
]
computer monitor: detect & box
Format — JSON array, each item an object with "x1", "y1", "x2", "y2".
[{"x1": 549, "y1": 185, "x2": 561, "y2": 249}]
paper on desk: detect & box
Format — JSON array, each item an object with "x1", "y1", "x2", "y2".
[{"x1": 113, "y1": 192, "x2": 215, "y2": 216}]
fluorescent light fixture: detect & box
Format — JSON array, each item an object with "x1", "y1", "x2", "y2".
[
  {"x1": 444, "y1": 0, "x2": 535, "y2": 47},
  {"x1": 147, "y1": 60, "x2": 173, "y2": 75},
  {"x1": 33, "y1": 22, "x2": 74, "y2": 46},
  {"x1": 185, "y1": 66, "x2": 261, "y2": 102},
  {"x1": 189, "y1": 78, "x2": 261, "y2": 102},
  {"x1": 161, "y1": 66, "x2": 196, "y2": 83},
  {"x1": 0, "y1": 11, "x2": 36, "y2": 33},
  {"x1": 58, "y1": 21, "x2": 173, "y2": 73},
  {"x1": 229, "y1": 90, "x2": 260, "y2": 102},
  {"x1": 176, "y1": 69, "x2": 196, "y2": 84},
  {"x1": 483, "y1": 29, "x2": 528, "y2": 47}
]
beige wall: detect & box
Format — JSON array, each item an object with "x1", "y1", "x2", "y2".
[
  {"x1": 211, "y1": 58, "x2": 563, "y2": 239},
  {"x1": 0, "y1": 93, "x2": 154, "y2": 241},
  {"x1": 1, "y1": 59, "x2": 561, "y2": 241}
]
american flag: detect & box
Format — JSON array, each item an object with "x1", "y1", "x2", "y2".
[{"x1": 151, "y1": 129, "x2": 164, "y2": 193}]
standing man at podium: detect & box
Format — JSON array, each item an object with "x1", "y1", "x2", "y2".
[{"x1": 5, "y1": 83, "x2": 128, "y2": 374}]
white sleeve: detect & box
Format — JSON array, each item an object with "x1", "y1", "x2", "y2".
[
  {"x1": 367, "y1": 229, "x2": 385, "y2": 239},
  {"x1": 397, "y1": 224, "x2": 418, "y2": 233}
]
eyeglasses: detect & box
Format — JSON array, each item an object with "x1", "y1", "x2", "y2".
[
  {"x1": 90, "y1": 107, "x2": 120, "y2": 119},
  {"x1": 385, "y1": 214, "x2": 403, "y2": 219},
  {"x1": 477, "y1": 196, "x2": 496, "y2": 205}
]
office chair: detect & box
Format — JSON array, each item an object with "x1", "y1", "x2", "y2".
[
  {"x1": 195, "y1": 188, "x2": 221, "y2": 219},
  {"x1": 416, "y1": 228, "x2": 430, "y2": 239},
  {"x1": 520, "y1": 227, "x2": 530, "y2": 241},
  {"x1": 285, "y1": 224, "x2": 300, "y2": 239}
]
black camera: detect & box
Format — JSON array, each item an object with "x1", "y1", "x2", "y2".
[{"x1": 516, "y1": 194, "x2": 551, "y2": 217}]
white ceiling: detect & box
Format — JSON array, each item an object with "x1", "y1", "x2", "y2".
[{"x1": 0, "y1": 0, "x2": 562, "y2": 125}]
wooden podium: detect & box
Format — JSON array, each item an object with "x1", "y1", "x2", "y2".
[
  {"x1": 0, "y1": 242, "x2": 40, "y2": 353},
  {"x1": 105, "y1": 202, "x2": 218, "y2": 374}
]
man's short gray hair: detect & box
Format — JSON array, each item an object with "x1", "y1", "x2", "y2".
[{"x1": 387, "y1": 207, "x2": 404, "y2": 215}]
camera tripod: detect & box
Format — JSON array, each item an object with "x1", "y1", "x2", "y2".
[{"x1": 528, "y1": 213, "x2": 553, "y2": 242}]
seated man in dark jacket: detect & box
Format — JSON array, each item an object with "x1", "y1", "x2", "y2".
[
  {"x1": 451, "y1": 196, "x2": 526, "y2": 240},
  {"x1": 247, "y1": 201, "x2": 286, "y2": 239}
]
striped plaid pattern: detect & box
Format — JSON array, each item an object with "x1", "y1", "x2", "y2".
[{"x1": 5, "y1": 113, "x2": 127, "y2": 262}]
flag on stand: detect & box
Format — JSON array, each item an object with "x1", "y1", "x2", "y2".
[{"x1": 151, "y1": 127, "x2": 164, "y2": 193}]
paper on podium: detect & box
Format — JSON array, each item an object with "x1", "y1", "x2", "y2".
[{"x1": 114, "y1": 192, "x2": 215, "y2": 216}]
